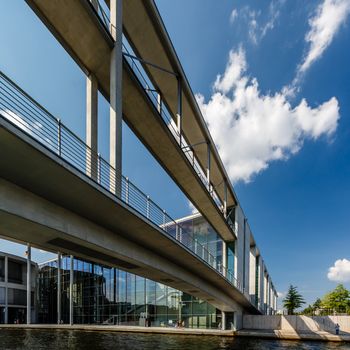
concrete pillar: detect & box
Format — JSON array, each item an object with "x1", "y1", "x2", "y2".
[
  {"x1": 4, "y1": 255, "x2": 8, "y2": 324},
  {"x1": 86, "y1": 73, "x2": 98, "y2": 180},
  {"x1": 259, "y1": 258, "x2": 265, "y2": 312},
  {"x1": 177, "y1": 77, "x2": 182, "y2": 144},
  {"x1": 206, "y1": 142, "x2": 211, "y2": 188},
  {"x1": 109, "y1": 0, "x2": 123, "y2": 196},
  {"x1": 26, "y1": 243, "x2": 31, "y2": 324},
  {"x1": 57, "y1": 252, "x2": 61, "y2": 324},
  {"x1": 249, "y1": 246, "x2": 256, "y2": 302},
  {"x1": 221, "y1": 310, "x2": 226, "y2": 330},
  {"x1": 157, "y1": 93, "x2": 162, "y2": 114},
  {"x1": 69, "y1": 255, "x2": 74, "y2": 325},
  {"x1": 223, "y1": 182, "x2": 227, "y2": 218},
  {"x1": 222, "y1": 240, "x2": 227, "y2": 277}
]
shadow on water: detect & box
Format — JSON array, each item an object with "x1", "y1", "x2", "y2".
[{"x1": 1, "y1": 329, "x2": 350, "y2": 350}]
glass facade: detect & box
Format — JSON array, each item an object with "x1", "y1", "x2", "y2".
[
  {"x1": 38, "y1": 256, "x2": 221, "y2": 329},
  {"x1": 180, "y1": 215, "x2": 224, "y2": 269}
]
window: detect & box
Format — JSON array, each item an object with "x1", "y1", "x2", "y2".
[
  {"x1": 0, "y1": 258, "x2": 4, "y2": 282},
  {"x1": 8, "y1": 260, "x2": 23, "y2": 284},
  {"x1": 8, "y1": 288, "x2": 26, "y2": 306},
  {"x1": 0, "y1": 287, "x2": 5, "y2": 304}
]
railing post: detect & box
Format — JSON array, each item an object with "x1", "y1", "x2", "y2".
[
  {"x1": 125, "y1": 177, "x2": 129, "y2": 204},
  {"x1": 146, "y1": 196, "x2": 150, "y2": 219},
  {"x1": 57, "y1": 118, "x2": 62, "y2": 156},
  {"x1": 163, "y1": 210, "x2": 166, "y2": 230},
  {"x1": 97, "y1": 153, "x2": 101, "y2": 184}
]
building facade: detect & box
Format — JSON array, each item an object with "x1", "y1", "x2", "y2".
[{"x1": 0, "y1": 251, "x2": 37, "y2": 324}]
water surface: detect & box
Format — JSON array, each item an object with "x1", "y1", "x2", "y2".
[{"x1": 1, "y1": 329, "x2": 350, "y2": 350}]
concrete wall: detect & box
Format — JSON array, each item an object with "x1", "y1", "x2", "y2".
[
  {"x1": 243, "y1": 315, "x2": 350, "y2": 332},
  {"x1": 248, "y1": 247, "x2": 256, "y2": 297}
]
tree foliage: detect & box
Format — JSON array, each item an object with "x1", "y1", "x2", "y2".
[
  {"x1": 283, "y1": 285, "x2": 305, "y2": 315},
  {"x1": 321, "y1": 284, "x2": 350, "y2": 312}
]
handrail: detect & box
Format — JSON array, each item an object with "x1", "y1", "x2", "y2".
[{"x1": 0, "y1": 70, "x2": 243, "y2": 294}]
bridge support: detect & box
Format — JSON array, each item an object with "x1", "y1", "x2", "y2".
[
  {"x1": 4, "y1": 255, "x2": 8, "y2": 323},
  {"x1": 109, "y1": 0, "x2": 123, "y2": 196},
  {"x1": 26, "y1": 243, "x2": 31, "y2": 324},
  {"x1": 57, "y1": 252, "x2": 62, "y2": 324},
  {"x1": 86, "y1": 73, "x2": 98, "y2": 180},
  {"x1": 69, "y1": 255, "x2": 74, "y2": 325}
]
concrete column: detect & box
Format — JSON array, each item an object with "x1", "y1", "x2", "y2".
[
  {"x1": 206, "y1": 142, "x2": 211, "y2": 188},
  {"x1": 57, "y1": 252, "x2": 61, "y2": 324},
  {"x1": 157, "y1": 93, "x2": 162, "y2": 114},
  {"x1": 109, "y1": 0, "x2": 123, "y2": 196},
  {"x1": 249, "y1": 247, "x2": 256, "y2": 302},
  {"x1": 4, "y1": 255, "x2": 8, "y2": 324},
  {"x1": 223, "y1": 182, "x2": 227, "y2": 218},
  {"x1": 259, "y1": 258, "x2": 265, "y2": 312},
  {"x1": 177, "y1": 77, "x2": 182, "y2": 144},
  {"x1": 69, "y1": 255, "x2": 74, "y2": 325},
  {"x1": 221, "y1": 310, "x2": 226, "y2": 330},
  {"x1": 86, "y1": 73, "x2": 98, "y2": 180},
  {"x1": 222, "y1": 240, "x2": 227, "y2": 277},
  {"x1": 26, "y1": 244, "x2": 31, "y2": 324}
]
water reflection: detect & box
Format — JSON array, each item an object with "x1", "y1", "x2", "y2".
[{"x1": 0, "y1": 329, "x2": 350, "y2": 350}]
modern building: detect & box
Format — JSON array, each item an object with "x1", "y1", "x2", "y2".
[
  {"x1": 0, "y1": 0, "x2": 278, "y2": 330},
  {"x1": 0, "y1": 251, "x2": 37, "y2": 324}
]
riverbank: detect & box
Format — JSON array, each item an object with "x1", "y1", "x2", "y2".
[
  {"x1": 237, "y1": 329, "x2": 350, "y2": 342},
  {"x1": 1, "y1": 324, "x2": 350, "y2": 342}
]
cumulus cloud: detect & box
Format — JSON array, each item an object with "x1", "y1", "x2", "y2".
[
  {"x1": 230, "y1": 9, "x2": 238, "y2": 24},
  {"x1": 327, "y1": 259, "x2": 350, "y2": 282},
  {"x1": 301, "y1": 0, "x2": 350, "y2": 74},
  {"x1": 197, "y1": 48, "x2": 339, "y2": 183},
  {"x1": 286, "y1": 0, "x2": 350, "y2": 95}
]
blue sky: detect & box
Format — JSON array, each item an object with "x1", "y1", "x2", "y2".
[{"x1": 1, "y1": 0, "x2": 350, "y2": 309}]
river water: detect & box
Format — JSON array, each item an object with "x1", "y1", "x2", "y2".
[{"x1": 0, "y1": 329, "x2": 349, "y2": 350}]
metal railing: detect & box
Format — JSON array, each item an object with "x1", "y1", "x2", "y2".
[{"x1": 0, "y1": 70, "x2": 243, "y2": 294}]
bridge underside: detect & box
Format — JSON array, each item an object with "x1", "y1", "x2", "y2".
[{"x1": 0, "y1": 118, "x2": 259, "y2": 314}]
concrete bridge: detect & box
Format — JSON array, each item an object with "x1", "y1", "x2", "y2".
[{"x1": 0, "y1": 0, "x2": 278, "y2": 329}]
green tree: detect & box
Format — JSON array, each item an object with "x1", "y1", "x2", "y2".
[
  {"x1": 313, "y1": 298, "x2": 322, "y2": 310},
  {"x1": 321, "y1": 284, "x2": 350, "y2": 312},
  {"x1": 283, "y1": 285, "x2": 305, "y2": 315},
  {"x1": 301, "y1": 304, "x2": 314, "y2": 316}
]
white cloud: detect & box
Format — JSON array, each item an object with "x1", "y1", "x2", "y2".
[
  {"x1": 286, "y1": 0, "x2": 350, "y2": 95},
  {"x1": 242, "y1": 1, "x2": 284, "y2": 45},
  {"x1": 230, "y1": 9, "x2": 238, "y2": 24},
  {"x1": 300, "y1": 0, "x2": 350, "y2": 74},
  {"x1": 277, "y1": 291, "x2": 285, "y2": 298},
  {"x1": 197, "y1": 48, "x2": 339, "y2": 183},
  {"x1": 327, "y1": 259, "x2": 350, "y2": 282}
]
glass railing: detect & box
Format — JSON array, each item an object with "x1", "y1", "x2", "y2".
[{"x1": 0, "y1": 70, "x2": 243, "y2": 294}]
